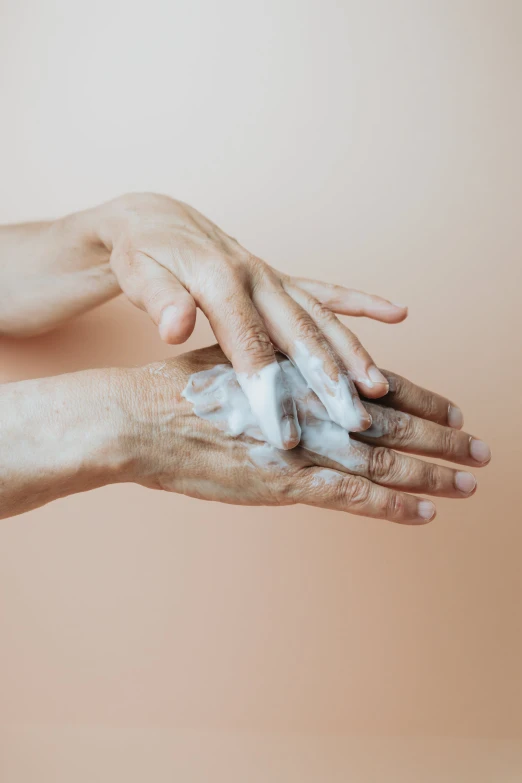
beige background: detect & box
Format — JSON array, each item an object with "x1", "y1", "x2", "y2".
[{"x1": 1, "y1": 0, "x2": 521, "y2": 779}]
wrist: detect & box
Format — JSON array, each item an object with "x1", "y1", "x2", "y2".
[
  {"x1": 0, "y1": 368, "x2": 136, "y2": 519},
  {"x1": 117, "y1": 359, "x2": 187, "y2": 489}
]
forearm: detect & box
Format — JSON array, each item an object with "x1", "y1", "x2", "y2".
[
  {"x1": 0, "y1": 209, "x2": 118, "y2": 336},
  {"x1": 0, "y1": 368, "x2": 134, "y2": 519}
]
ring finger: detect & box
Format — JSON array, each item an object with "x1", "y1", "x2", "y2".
[
  {"x1": 305, "y1": 436, "x2": 478, "y2": 499},
  {"x1": 354, "y1": 403, "x2": 492, "y2": 468}
]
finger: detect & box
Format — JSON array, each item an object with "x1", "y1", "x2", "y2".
[
  {"x1": 300, "y1": 417, "x2": 478, "y2": 498},
  {"x1": 285, "y1": 281, "x2": 390, "y2": 399},
  {"x1": 292, "y1": 278, "x2": 408, "y2": 323},
  {"x1": 252, "y1": 283, "x2": 372, "y2": 432},
  {"x1": 111, "y1": 247, "x2": 197, "y2": 344},
  {"x1": 196, "y1": 271, "x2": 301, "y2": 450},
  {"x1": 374, "y1": 371, "x2": 465, "y2": 429},
  {"x1": 294, "y1": 468, "x2": 436, "y2": 525},
  {"x1": 354, "y1": 404, "x2": 492, "y2": 467}
]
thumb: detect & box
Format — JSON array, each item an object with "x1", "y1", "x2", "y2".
[{"x1": 112, "y1": 248, "x2": 197, "y2": 344}]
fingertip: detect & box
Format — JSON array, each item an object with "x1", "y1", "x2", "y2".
[
  {"x1": 280, "y1": 416, "x2": 301, "y2": 449},
  {"x1": 448, "y1": 404, "x2": 464, "y2": 429},
  {"x1": 159, "y1": 301, "x2": 197, "y2": 344},
  {"x1": 350, "y1": 412, "x2": 373, "y2": 433},
  {"x1": 469, "y1": 438, "x2": 491, "y2": 465},
  {"x1": 366, "y1": 306, "x2": 408, "y2": 325},
  {"x1": 392, "y1": 305, "x2": 408, "y2": 323},
  {"x1": 455, "y1": 471, "x2": 477, "y2": 496},
  {"x1": 384, "y1": 303, "x2": 408, "y2": 323},
  {"x1": 237, "y1": 362, "x2": 301, "y2": 451},
  {"x1": 417, "y1": 499, "x2": 436, "y2": 523},
  {"x1": 354, "y1": 366, "x2": 390, "y2": 398},
  {"x1": 356, "y1": 382, "x2": 389, "y2": 399}
]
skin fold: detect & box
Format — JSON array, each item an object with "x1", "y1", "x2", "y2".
[
  {"x1": 0, "y1": 192, "x2": 409, "y2": 449},
  {"x1": 0, "y1": 345, "x2": 491, "y2": 524}
]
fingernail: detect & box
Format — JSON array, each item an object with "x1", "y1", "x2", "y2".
[
  {"x1": 455, "y1": 471, "x2": 477, "y2": 495},
  {"x1": 392, "y1": 302, "x2": 407, "y2": 309},
  {"x1": 237, "y1": 362, "x2": 300, "y2": 451},
  {"x1": 387, "y1": 376, "x2": 397, "y2": 393},
  {"x1": 469, "y1": 438, "x2": 491, "y2": 464},
  {"x1": 349, "y1": 398, "x2": 373, "y2": 432},
  {"x1": 282, "y1": 415, "x2": 301, "y2": 449},
  {"x1": 322, "y1": 374, "x2": 371, "y2": 433},
  {"x1": 448, "y1": 404, "x2": 464, "y2": 429},
  {"x1": 417, "y1": 500, "x2": 436, "y2": 521},
  {"x1": 367, "y1": 365, "x2": 389, "y2": 388}
]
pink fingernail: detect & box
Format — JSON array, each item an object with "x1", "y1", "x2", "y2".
[
  {"x1": 350, "y1": 404, "x2": 372, "y2": 432},
  {"x1": 455, "y1": 471, "x2": 477, "y2": 495},
  {"x1": 367, "y1": 365, "x2": 389, "y2": 387},
  {"x1": 448, "y1": 404, "x2": 464, "y2": 429},
  {"x1": 469, "y1": 439, "x2": 491, "y2": 464},
  {"x1": 283, "y1": 416, "x2": 301, "y2": 449},
  {"x1": 417, "y1": 500, "x2": 436, "y2": 521}
]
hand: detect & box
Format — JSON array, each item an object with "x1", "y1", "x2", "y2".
[
  {"x1": 124, "y1": 345, "x2": 491, "y2": 525},
  {"x1": 93, "y1": 193, "x2": 407, "y2": 447},
  {"x1": 0, "y1": 194, "x2": 406, "y2": 448}
]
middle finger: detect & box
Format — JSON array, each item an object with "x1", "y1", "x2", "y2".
[
  {"x1": 253, "y1": 285, "x2": 372, "y2": 432},
  {"x1": 304, "y1": 433, "x2": 477, "y2": 499},
  {"x1": 353, "y1": 403, "x2": 491, "y2": 468}
]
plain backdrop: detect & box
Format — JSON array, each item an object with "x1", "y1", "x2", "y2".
[{"x1": 0, "y1": 0, "x2": 521, "y2": 779}]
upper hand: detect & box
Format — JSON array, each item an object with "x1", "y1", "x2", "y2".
[{"x1": 96, "y1": 193, "x2": 407, "y2": 449}]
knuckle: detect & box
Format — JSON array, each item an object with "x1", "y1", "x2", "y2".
[
  {"x1": 420, "y1": 393, "x2": 441, "y2": 421},
  {"x1": 214, "y1": 257, "x2": 243, "y2": 286},
  {"x1": 440, "y1": 426, "x2": 459, "y2": 457},
  {"x1": 368, "y1": 446, "x2": 396, "y2": 482},
  {"x1": 246, "y1": 254, "x2": 268, "y2": 276},
  {"x1": 293, "y1": 310, "x2": 322, "y2": 342},
  {"x1": 235, "y1": 324, "x2": 274, "y2": 362},
  {"x1": 385, "y1": 491, "x2": 406, "y2": 520},
  {"x1": 249, "y1": 257, "x2": 281, "y2": 295},
  {"x1": 423, "y1": 462, "x2": 442, "y2": 493},
  {"x1": 308, "y1": 297, "x2": 335, "y2": 325},
  {"x1": 339, "y1": 475, "x2": 371, "y2": 507},
  {"x1": 387, "y1": 411, "x2": 414, "y2": 443},
  {"x1": 201, "y1": 255, "x2": 242, "y2": 289},
  {"x1": 279, "y1": 475, "x2": 298, "y2": 503}
]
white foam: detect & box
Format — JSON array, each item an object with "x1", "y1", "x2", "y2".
[
  {"x1": 183, "y1": 356, "x2": 368, "y2": 473},
  {"x1": 292, "y1": 340, "x2": 364, "y2": 432},
  {"x1": 309, "y1": 469, "x2": 343, "y2": 487},
  {"x1": 236, "y1": 361, "x2": 300, "y2": 449}
]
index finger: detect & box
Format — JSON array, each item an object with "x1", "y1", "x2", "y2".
[
  {"x1": 372, "y1": 370, "x2": 465, "y2": 429},
  {"x1": 197, "y1": 272, "x2": 301, "y2": 451}
]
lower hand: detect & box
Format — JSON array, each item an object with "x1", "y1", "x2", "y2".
[{"x1": 122, "y1": 345, "x2": 491, "y2": 525}]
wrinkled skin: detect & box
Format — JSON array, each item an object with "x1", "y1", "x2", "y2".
[
  {"x1": 0, "y1": 193, "x2": 408, "y2": 446},
  {"x1": 126, "y1": 345, "x2": 490, "y2": 525}
]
